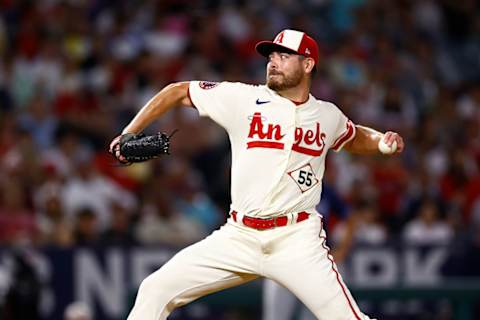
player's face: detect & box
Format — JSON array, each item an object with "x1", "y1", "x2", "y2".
[{"x1": 266, "y1": 51, "x2": 305, "y2": 91}]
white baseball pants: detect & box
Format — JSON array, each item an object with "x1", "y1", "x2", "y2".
[{"x1": 127, "y1": 214, "x2": 374, "y2": 320}]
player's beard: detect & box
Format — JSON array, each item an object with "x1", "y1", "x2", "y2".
[{"x1": 267, "y1": 68, "x2": 304, "y2": 91}]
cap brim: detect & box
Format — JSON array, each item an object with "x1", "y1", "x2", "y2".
[{"x1": 255, "y1": 41, "x2": 299, "y2": 58}]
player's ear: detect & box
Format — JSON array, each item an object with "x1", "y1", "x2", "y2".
[{"x1": 304, "y1": 58, "x2": 315, "y2": 74}]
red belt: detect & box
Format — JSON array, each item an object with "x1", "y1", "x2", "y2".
[{"x1": 231, "y1": 211, "x2": 309, "y2": 230}]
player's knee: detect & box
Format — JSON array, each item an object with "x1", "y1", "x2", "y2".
[
  {"x1": 137, "y1": 275, "x2": 157, "y2": 298},
  {"x1": 137, "y1": 271, "x2": 176, "y2": 300},
  {"x1": 137, "y1": 272, "x2": 186, "y2": 314}
]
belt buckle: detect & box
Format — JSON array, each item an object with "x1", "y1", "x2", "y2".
[
  {"x1": 259, "y1": 217, "x2": 270, "y2": 230},
  {"x1": 256, "y1": 216, "x2": 276, "y2": 230}
]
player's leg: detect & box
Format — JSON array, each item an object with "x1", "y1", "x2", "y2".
[
  {"x1": 265, "y1": 216, "x2": 375, "y2": 320},
  {"x1": 262, "y1": 279, "x2": 298, "y2": 320},
  {"x1": 127, "y1": 223, "x2": 259, "y2": 320}
]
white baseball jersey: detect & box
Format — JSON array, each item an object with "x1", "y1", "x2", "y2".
[{"x1": 188, "y1": 81, "x2": 356, "y2": 218}]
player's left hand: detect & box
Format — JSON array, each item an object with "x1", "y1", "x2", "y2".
[
  {"x1": 383, "y1": 131, "x2": 404, "y2": 154},
  {"x1": 109, "y1": 131, "x2": 174, "y2": 165},
  {"x1": 109, "y1": 134, "x2": 130, "y2": 164}
]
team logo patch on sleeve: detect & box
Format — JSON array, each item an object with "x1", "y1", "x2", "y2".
[{"x1": 199, "y1": 81, "x2": 219, "y2": 89}]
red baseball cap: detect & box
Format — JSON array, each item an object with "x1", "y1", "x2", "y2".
[{"x1": 255, "y1": 29, "x2": 320, "y2": 67}]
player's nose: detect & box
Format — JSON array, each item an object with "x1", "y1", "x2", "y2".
[
  {"x1": 268, "y1": 54, "x2": 280, "y2": 68},
  {"x1": 267, "y1": 61, "x2": 279, "y2": 73}
]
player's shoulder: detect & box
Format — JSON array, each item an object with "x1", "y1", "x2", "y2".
[{"x1": 193, "y1": 80, "x2": 261, "y2": 93}]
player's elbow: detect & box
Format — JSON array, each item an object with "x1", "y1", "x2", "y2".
[{"x1": 163, "y1": 81, "x2": 192, "y2": 107}]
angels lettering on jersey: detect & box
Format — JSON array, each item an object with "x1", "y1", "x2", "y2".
[{"x1": 246, "y1": 112, "x2": 327, "y2": 157}]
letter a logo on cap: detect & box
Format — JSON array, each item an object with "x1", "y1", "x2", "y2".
[
  {"x1": 255, "y1": 29, "x2": 320, "y2": 67},
  {"x1": 274, "y1": 32, "x2": 285, "y2": 44}
]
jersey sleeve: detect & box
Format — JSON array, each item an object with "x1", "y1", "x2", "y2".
[
  {"x1": 188, "y1": 81, "x2": 240, "y2": 130},
  {"x1": 330, "y1": 108, "x2": 356, "y2": 152}
]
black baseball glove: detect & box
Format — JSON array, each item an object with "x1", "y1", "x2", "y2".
[{"x1": 109, "y1": 131, "x2": 175, "y2": 164}]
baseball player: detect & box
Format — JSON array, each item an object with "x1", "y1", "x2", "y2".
[{"x1": 110, "y1": 29, "x2": 404, "y2": 320}]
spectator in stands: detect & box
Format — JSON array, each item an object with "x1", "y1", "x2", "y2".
[
  {"x1": 333, "y1": 200, "x2": 388, "y2": 246},
  {"x1": 17, "y1": 95, "x2": 58, "y2": 149},
  {"x1": 135, "y1": 185, "x2": 207, "y2": 247},
  {"x1": 40, "y1": 130, "x2": 83, "y2": 178},
  {"x1": 166, "y1": 158, "x2": 222, "y2": 233},
  {"x1": 100, "y1": 203, "x2": 138, "y2": 246},
  {"x1": 73, "y1": 208, "x2": 99, "y2": 246},
  {"x1": 61, "y1": 150, "x2": 136, "y2": 231},
  {"x1": 403, "y1": 198, "x2": 454, "y2": 245},
  {"x1": 0, "y1": 178, "x2": 37, "y2": 245},
  {"x1": 33, "y1": 168, "x2": 73, "y2": 247}
]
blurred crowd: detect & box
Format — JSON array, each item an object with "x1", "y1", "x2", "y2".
[{"x1": 0, "y1": 0, "x2": 479, "y2": 265}]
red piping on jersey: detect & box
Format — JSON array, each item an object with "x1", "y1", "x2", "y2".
[
  {"x1": 331, "y1": 121, "x2": 355, "y2": 151},
  {"x1": 320, "y1": 236, "x2": 362, "y2": 320},
  {"x1": 247, "y1": 141, "x2": 285, "y2": 150}
]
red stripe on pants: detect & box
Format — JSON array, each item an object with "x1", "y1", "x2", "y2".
[{"x1": 320, "y1": 236, "x2": 362, "y2": 320}]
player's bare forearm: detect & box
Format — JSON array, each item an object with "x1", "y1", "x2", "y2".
[
  {"x1": 343, "y1": 126, "x2": 382, "y2": 154},
  {"x1": 343, "y1": 125, "x2": 404, "y2": 155},
  {"x1": 122, "y1": 82, "x2": 192, "y2": 134}
]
